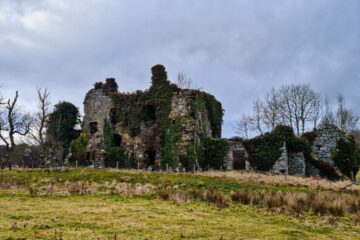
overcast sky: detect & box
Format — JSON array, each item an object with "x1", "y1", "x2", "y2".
[{"x1": 0, "y1": 0, "x2": 359, "y2": 137}]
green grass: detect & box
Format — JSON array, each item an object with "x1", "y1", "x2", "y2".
[
  {"x1": 0, "y1": 169, "x2": 359, "y2": 239},
  {"x1": 0, "y1": 192, "x2": 358, "y2": 240},
  {"x1": 0, "y1": 169, "x2": 343, "y2": 193}
]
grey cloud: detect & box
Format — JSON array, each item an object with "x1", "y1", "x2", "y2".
[{"x1": 0, "y1": 0, "x2": 359, "y2": 137}]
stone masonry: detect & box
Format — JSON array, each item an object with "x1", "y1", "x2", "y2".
[
  {"x1": 82, "y1": 65, "x2": 219, "y2": 168},
  {"x1": 83, "y1": 87, "x2": 114, "y2": 167},
  {"x1": 312, "y1": 124, "x2": 344, "y2": 165}
]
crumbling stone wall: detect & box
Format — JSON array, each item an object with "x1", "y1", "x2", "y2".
[
  {"x1": 312, "y1": 125, "x2": 344, "y2": 165},
  {"x1": 288, "y1": 152, "x2": 305, "y2": 176},
  {"x1": 271, "y1": 142, "x2": 288, "y2": 174},
  {"x1": 82, "y1": 65, "x2": 222, "y2": 169},
  {"x1": 169, "y1": 90, "x2": 212, "y2": 156},
  {"x1": 225, "y1": 139, "x2": 249, "y2": 170},
  {"x1": 83, "y1": 86, "x2": 114, "y2": 167}
]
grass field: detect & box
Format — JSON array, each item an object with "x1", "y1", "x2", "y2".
[{"x1": 0, "y1": 169, "x2": 359, "y2": 239}]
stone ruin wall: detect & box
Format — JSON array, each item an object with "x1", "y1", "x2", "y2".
[
  {"x1": 288, "y1": 152, "x2": 306, "y2": 176},
  {"x1": 169, "y1": 91, "x2": 198, "y2": 156},
  {"x1": 114, "y1": 122, "x2": 157, "y2": 167},
  {"x1": 226, "y1": 139, "x2": 306, "y2": 176},
  {"x1": 271, "y1": 142, "x2": 288, "y2": 174},
  {"x1": 83, "y1": 88, "x2": 114, "y2": 166},
  {"x1": 169, "y1": 90, "x2": 213, "y2": 156},
  {"x1": 225, "y1": 140, "x2": 249, "y2": 171},
  {"x1": 312, "y1": 125, "x2": 344, "y2": 165},
  {"x1": 83, "y1": 81, "x2": 215, "y2": 168}
]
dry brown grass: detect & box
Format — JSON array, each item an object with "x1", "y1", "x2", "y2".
[
  {"x1": 197, "y1": 170, "x2": 360, "y2": 191},
  {"x1": 229, "y1": 189, "x2": 360, "y2": 217}
]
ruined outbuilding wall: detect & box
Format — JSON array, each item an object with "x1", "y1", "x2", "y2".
[
  {"x1": 225, "y1": 139, "x2": 249, "y2": 170},
  {"x1": 271, "y1": 142, "x2": 288, "y2": 174},
  {"x1": 288, "y1": 152, "x2": 306, "y2": 176},
  {"x1": 312, "y1": 125, "x2": 344, "y2": 165}
]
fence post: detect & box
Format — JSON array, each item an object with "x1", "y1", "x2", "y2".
[{"x1": 116, "y1": 161, "x2": 119, "y2": 169}]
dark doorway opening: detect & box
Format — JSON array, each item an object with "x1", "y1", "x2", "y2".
[
  {"x1": 144, "y1": 105, "x2": 156, "y2": 121},
  {"x1": 232, "y1": 150, "x2": 246, "y2": 170},
  {"x1": 145, "y1": 150, "x2": 156, "y2": 166},
  {"x1": 113, "y1": 133, "x2": 122, "y2": 146},
  {"x1": 110, "y1": 108, "x2": 117, "y2": 125},
  {"x1": 89, "y1": 122, "x2": 98, "y2": 135}
]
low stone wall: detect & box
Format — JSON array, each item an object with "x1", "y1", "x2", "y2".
[{"x1": 288, "y1": 152, "x2": 305, "y2": 176}]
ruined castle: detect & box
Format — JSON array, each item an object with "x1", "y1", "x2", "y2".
[
  {"x1": 82, "y1": 64, "x2": 346, "y2": 178},
  {"x1": 83, "y1": 65, "x2": 222, "y2": 169}
]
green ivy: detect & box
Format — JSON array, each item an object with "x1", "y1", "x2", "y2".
[
  {"x1": 201, "y1": 138, "x2": 229, "y2": 170},
  {"x1": 160, "y1": 118, "x2": 182, "y2": 169},
  {"x1": 103, "y1": 119, "x2": 129, "y2": 168},
  {"x1": 331, "y1": 135, "x2": 360, "y2": 180},
  {"x1": 194, "y1": 92, "x2": 223, "y2": 138},
  {"x1": 70, "y1": 132, "x2": 89, "y2": 166},
  {"x1": 244, "y1": 125, "x2": 310, "y2": 171},
  {"x1": 103, "y1": 65, "x2": 224, "y2": 168},
  {"x1": 180, "y1": 148, "x2": 196, "y2": 171}
]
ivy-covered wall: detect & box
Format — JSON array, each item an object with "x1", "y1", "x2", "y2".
[
  {"x1": 243, "y1": 126, "x2": 309, "y2": 171},
  {"x1": 83, "y1": 65, "x2": 224, "y2": 170}
]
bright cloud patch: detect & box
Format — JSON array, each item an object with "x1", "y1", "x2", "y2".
[{"x1": 20, "y1": 11, "x2": 48, "y2": 30}]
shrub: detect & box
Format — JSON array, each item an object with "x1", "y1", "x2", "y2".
[
  {"x1": 244, "y1": 125, "x2": 311, "y2": 171},
  {"x1": 332, "y1": 135, "x2": 360, "y2": 180},
  {"x1": 202, "y1": 138, "x2": 229, "y2": 170},
  {"x1": 157, "y1": 189, "x2": 171, "y2": 201},
  {"x1": 71, "y1": 132, "x2": 89, "y2": 166},
  {"x1": 230, "y1": 189, "x2": 252, "y2": 205}
]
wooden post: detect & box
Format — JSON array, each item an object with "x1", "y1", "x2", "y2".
[
  {"x1": 116, "y1": 161, "x2": 119, "y2": 169},
  {"x1": 76, "y1": 160, "x2": 78, "y2": 168}
]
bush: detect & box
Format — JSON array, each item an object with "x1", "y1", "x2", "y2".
[
  {"x1": 71, "y1": 132, "x2": 89, "y2": 166},
  {"x1": 332, "y1": 135, "x2": 360, "y2": 179},
  {"x1": 103, "y1": 119, "x2": 129, "y2": 168},
  {"x1": 244, "y1": 125, "x2": 310, "y2": 171},
  {"x1": 202, "y1": 138, "x2": 229, "y2": 170}
]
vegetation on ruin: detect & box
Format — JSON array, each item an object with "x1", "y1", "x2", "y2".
[
  {"x1": 201, "y1": 138, "x2": 229, "y2": 170},
  {"x1": 70, "y1": 131, "x2": 89, "y2": 166},
  {"x1": 46, "y1": 101, "x2": 80, "y2": 160},
  {"x1": 332, "y1": 134, "x2": 360, "y2": 180},
  {"x1": 244, "y1": 126, "x2": 310, "y2": 171},
  {"x1": 103, "y1": 65, "x2": 225, "y2": 169},
  {"x1": 0, "y1": 169, "x2": 359, "y2": 239},
  {"x1": 103, "y1": 120, "x2": 130, "y2": 168}
]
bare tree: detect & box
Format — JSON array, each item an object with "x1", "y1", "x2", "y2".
[
  {"x1": 278, "y1": 84, "x2": 322, "y2": 136},
  {"x1": 0, "y1": 91, "x2": 32, "y2": 152},
  {"x1": 311, "y1": 93, "x2": 322, "y2": 129},
  {"x1": 336, "y1": 94, "x2": 359, "y2": 132},
  {"x1": 252, "y1": 99, "x2": 264, "y2": 134},
  {"x1": 235, "y1": 114, "x2": 252, "y2": 138},
  {"x1": 176, "y1": 72, "x2": 193, "y2": 89},
  {"x1": 320, "y1": 97, "x2": 336, "y2": 127},
  {"x1": 28, "y1": 88, "x2": 51, "y2": 150},
  {"x1": 262, "y1": 88, "x2": 280, "y2": 131}
]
